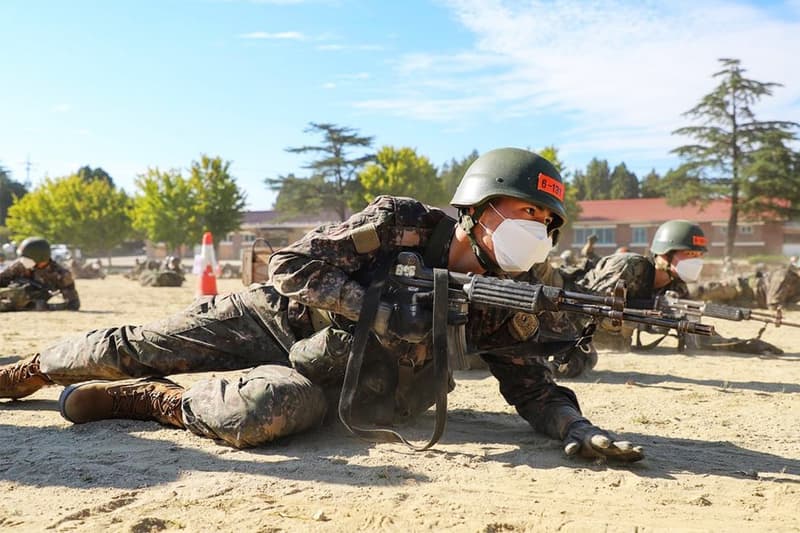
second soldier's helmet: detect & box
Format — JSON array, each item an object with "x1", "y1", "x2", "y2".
[
  {"x1": 450, "y1": 147, "x2": 567, "y2": 241},
  {"x1": 650, "y1": 220, "x2": 708, "y2": 255},
  {"x1": 17, "y1": 237, "x2": 51, "y2": 264}
]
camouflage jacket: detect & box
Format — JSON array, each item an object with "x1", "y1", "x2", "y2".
[
  {"x1": 268, "y1": 195, "x2": 584, "y2": 437},
  {"x1": 573, "y1": 252, "x2": 688, "y2": 300},
  {"x1": 693, "y1": 273, "x2": 768, "y2": 308},
  {"x1": 0, "y1": 258, "x2": 80, "y2": 310},
  {"x1": 766, "y1": 266, "x2": 800, "y2": 309}
]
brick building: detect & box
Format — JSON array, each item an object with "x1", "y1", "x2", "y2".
[{"x1": 567, "y1": 198, "x2": 787, "y2": 258}]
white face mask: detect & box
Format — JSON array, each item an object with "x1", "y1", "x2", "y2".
[
  {"x1": 674, "y1": 257, "x2": 704, "y2": 282},
  {"x1": 18, "y1": 256, "x2": 36, "y2": 269},
  {"x1": 481, "y1": 203, "x2": 552, "y2": 272}
]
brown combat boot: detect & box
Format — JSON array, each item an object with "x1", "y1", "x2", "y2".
[
  {"x1": 59, "y1": 378, "x2": 186, "y2": 428},
  {"x1": 0, "y1": 355, "x2": 53, "y2": 399}
]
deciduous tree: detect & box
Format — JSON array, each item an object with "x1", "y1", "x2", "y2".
[
  {"x1": 131, "y1": 168, "x2": 199, "y2": 255},
  {"x1": 190, "y1": 155, "x2": 247, "y2": 246},
  {"x1": 0, "y1": 164, "x2": 28, "y2": 227},
  {"x1": 358, "y1": 146, "x2": 441, "y2": 205},
  {"x1": 6, "y1": 174, "x2": 131, "y2": 262}
]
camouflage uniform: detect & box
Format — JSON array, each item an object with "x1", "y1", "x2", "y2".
[
  {"x1": 692, "y1": 273, "x2": 768, "y2": 308},
  {"x1": 0, "y1": 258, "x2": 80, "y2": 311},
  {"x1": 765, "y1": 266, "x2": 800, "y2": 309},
  {"x1": 139, "y1": 266, "x2": 184, "y2": 287},
  {"x1": 572, "y1": 253, "x2": 781, "y2": 354},
  {"x1": 38, "y1": 196, "x2": 586, "y2": 448}
]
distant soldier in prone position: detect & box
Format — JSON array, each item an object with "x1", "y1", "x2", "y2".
[
  {"x1": 139, "y1": 256, "x2": 185, "y2": 287},
  {"x1": 0, "y1": 237, "x2": 81, "y2": 312},
  {"x1": 566, "y1": 220, "x2": 781, "y2": 357}
]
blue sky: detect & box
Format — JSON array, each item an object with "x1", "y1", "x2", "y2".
[{"x1": 2, "y1": 0, "x2": 799, "y2": 210}]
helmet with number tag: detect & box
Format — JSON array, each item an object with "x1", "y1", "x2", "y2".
[
  {"x1": 451, "y1": 147, "x2": 567, "y2": 236},
  {"x1": 650, "y1": 220, "x2": 708, "y2": 255}
]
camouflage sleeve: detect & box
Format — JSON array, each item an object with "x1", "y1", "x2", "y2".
[
  {"x1": 268, "y1": 196, "x2": 397, "y2": 321},
  {"x1": 0, "y1": 260, "x2": 29, "y2": 287},
  {"x1": 45, "y1": 263, "x2": 80, "y2": 310},
  {"x1": 484, "y1": 356, "x2": 586, "y2": 439},
  {"x1": 577, "y1": 253, "x2": 655, "y2": 301}
]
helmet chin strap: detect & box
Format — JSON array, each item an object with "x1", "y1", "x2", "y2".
[
  {"x1": 655, "y1": 253, "x2": 678, "y2": 280},
  {"x1": 458, "y1": 207, "x2": 503, "y2": 274}
]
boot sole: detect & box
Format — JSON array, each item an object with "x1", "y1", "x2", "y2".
[{"x1": 59, "y1": 380, "x2": 109, "y2": 423}]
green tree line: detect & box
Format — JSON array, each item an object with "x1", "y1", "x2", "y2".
[{"x1": 3, "y1": 155, "x2": 246, "y2": 263}]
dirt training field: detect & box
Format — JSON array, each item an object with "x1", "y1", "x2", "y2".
[{"x1": 1, "y1": 275, "x2": 799, "y2": 532}]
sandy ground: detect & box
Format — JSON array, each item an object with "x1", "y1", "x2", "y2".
[{"x1": 1, "y1": 275, "x2": 799, "y2": 533}]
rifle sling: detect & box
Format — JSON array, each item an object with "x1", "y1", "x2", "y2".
[
  {"x1": 423, "y1": 216, "x2": 456, "y2": 269},
  {"x1": 634, "y1": 327, "x2": 670, "y2": 351},
  {"x1": 338, "y1": 260, "x2": 449, "y2": 451}
]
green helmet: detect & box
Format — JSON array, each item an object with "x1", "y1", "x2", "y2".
[
  {"x1": 451, "y1": 147, "x2": 567, "y2": 236},
  {"x1": 650, "y1": 220, "x2": 708, "y2": 255},
  {"x1": 17, "y1": 237, "x2": 51, "y2": 264}
]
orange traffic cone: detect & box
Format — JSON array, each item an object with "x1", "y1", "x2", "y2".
[{"x1": 197, "y1": 231, "x2": 218, "y2": 297}]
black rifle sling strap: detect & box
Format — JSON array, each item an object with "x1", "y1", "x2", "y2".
[
  {"x1": 338, "y1": 260, "x2": 449, "y2": 451},
  {"x1": 634, "y1": 327, "x2": 670, "y2": 351},
  {"x1": 422, "y1": 216, "x2": 456, "y2": 269}
]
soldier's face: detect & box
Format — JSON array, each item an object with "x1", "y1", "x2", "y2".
[
  {"x1": 671, "y1": 250, "x2": 704, "y2": 264},
  {"x1": 474, "y1": 197, "x2": 553, "y2": 258}
]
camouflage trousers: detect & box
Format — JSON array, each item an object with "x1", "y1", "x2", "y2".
[{"x1": 39, "y1": 284, "x2": 328, "y2": 447}]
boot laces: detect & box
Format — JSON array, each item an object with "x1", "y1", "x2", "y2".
[
  {"x1": 2, "y1": 356, "x2": 46, "y2": 383},
  {"x1": 110, "y1": 382, "x2": 181, "y2": 418}
]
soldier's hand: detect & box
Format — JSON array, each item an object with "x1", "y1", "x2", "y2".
[
  {"x1": 373, "y1": 302, "x2": 432, "y2": 344},
  {"x1": 563, "y1": 420, "x2": 643, "y2": 462}
]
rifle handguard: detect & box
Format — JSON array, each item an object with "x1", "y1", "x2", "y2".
[
  {"x1": 461, "y1": 276, "x2": 562, "y2": 313},
  {"x1": 701, "y1": 302, "x2": 750, "y2": 321}
]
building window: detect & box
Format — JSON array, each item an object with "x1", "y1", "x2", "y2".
[
  {"x1": 631, "y1": 227, "x2": 648, "y2": 245},
  {"x1": 241, "y1": 234, "x2": 256, "y2": 243},
  {"x1": 719, "y1": 225, "x2": 754, "y2": 235},
  {"x1": 574, "y1": 227, "x2": 615, "y2": 245}
]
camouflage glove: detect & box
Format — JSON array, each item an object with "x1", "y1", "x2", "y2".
[{"x1": 563, "y1": 420, "x2": 644, "y2": 462}]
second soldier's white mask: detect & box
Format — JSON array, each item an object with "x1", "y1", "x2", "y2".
[
  {"x1": 674, "y1": 257, "x2": 704, "y2": 282},
  {"x1": 481, "y1": 203, "x2": 552, "y2": 272}
]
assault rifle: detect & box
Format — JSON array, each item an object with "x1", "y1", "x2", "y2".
[
  {"x1": 634, "y1": 290, "x2": 800, "y2": 351},
  {"x1": 0, "y1": 279, "x2": 56, "y2": 311},
  {"x1": 387, "y1": 252, "x2": 714, "y2": 368},
  {"x1": 338, "y1": 252, "x2": 715, "y2": 451}
]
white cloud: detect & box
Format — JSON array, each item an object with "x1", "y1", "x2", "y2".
[
  {"x1": 238, "y1": 31, "x2": 305, "y2": 40},
  {"x1": 356, "y1": 0, "x2": 800, "y2": 157},
  {"x1": 322, "y1": 82, "x2": 337, "y2": 89},
  {"x1": 52, "y1": 104, "x2": 71, "y2": 113}
]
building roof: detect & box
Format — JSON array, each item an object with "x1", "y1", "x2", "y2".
[{"x1": 577, "y1": 197, "x2": 741, "y2": 224}]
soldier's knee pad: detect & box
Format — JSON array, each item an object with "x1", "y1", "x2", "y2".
[{"x1": 289, "y1": 326, "x2": 352, "y2": 387}]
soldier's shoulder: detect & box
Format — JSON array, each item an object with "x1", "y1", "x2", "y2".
[
  {"x1": 366, "y1": 195, "x2": 450, "y2": 226},
  {"x1": 595, "y1": 252, "x2": 651, "y2": 272}
]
